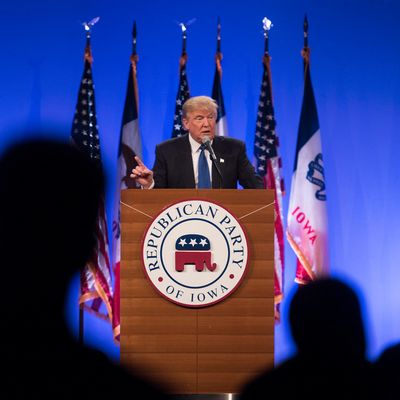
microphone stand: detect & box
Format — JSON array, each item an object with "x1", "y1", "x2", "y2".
[{"x1": 203, "y1": 140, "x2": 223, "y2": 189}]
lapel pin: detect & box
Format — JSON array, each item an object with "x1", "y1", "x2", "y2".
[{"x1": 220, "y1": 158, "x2": 224, "y2": 163}]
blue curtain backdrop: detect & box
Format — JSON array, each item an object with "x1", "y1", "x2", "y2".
[{"x1": 1, "y1": 0, "x2": 399, "y2": 363}]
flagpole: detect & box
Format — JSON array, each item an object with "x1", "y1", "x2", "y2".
[
  {"x1": 262, "y1": 17, "x2": 274, "y2": 105},
  {"x1": 303, "y1": 14, "x2": 309, "y2": 49},
  {"x1": 182, "y1": 26, "x2": 186, "y2": 57},
  {"x1": 78, "y1": 25, "x2": 93, "y2": 346},
  {"x1": 215, "y1": 16, "x2": 222, "y2": 76},
  {"x1": 79, "y1": 302, "x2": 84, "y2": 345},
  {"x1": 302, "y1": 15, "x2": 310, "y2": 72},
  {"x1": 180, "y1": 22, "x2": 188, "y2": 67},
  {"x1": 216, "y1": 16, "x2": 221, "y2": 53},
  {"x1": 211, "y1": 17, "x2": 228, "y2": 136},
  {"x1": 263, "y1": 18, "x2": 269, "y2": 55},
  {"x1": 131, "y1": 21, "x2": 139, "y2": 112},
  {"x1": 172, "y1": 20, "x2": 191, "y2": 137},
  {"x1": 132, "y1": 20, "x2": 137, "y2": 55}
]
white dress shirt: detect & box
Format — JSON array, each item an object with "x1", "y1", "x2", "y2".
[{"x1": 188, "y1": 134, "x2": 213, "y2": 188}]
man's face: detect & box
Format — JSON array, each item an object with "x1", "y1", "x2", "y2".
[{"x1": 183, "y1": 109, "x2": 216, "y2": 144}]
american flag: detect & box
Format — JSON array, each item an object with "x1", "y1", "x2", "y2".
[
  {"x1": 211, "y1": 18, "x2": 227, "y2": 136},
  {"x1": 71, "y1": 38, "x2": 114, "y2": 323},
  {"x1": 111, "y1": 22, "x2": 142, "y2": 342},
  {"x1": 172, "y1": 55, "x2": 190, "y2": 138},
  {"x1": 286, "y1": 44, "x2": 329, "y2": 284},
  {"x1": 254, "y1": 54, "x2": 285, "y2": 321}
]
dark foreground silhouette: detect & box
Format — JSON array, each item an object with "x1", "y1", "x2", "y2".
[
  {"x1": 0, "y1": 138, "x2": 168, "y2": 399},
  {"x1": 239, "y1": 277, "x2": 374, "y2": 400},
  {"x1": 373, "y1": 342, "x2": 400, "y2": 400}
]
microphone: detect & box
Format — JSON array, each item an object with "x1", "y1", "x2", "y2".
[
  {"x1": 202, "y1": 136, "x2": 217, "y2": 161},
  {"x1": 202, "y1": 136, "x2": 223, "y2": 188}
]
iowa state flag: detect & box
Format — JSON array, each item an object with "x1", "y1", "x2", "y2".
[{"x1": 287, "y1": 48, "x2": 329, "y2": 284}]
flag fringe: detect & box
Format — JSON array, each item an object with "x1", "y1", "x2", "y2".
[{"x1": 286, "y1": 230, "x2": 316, "y2": 281}]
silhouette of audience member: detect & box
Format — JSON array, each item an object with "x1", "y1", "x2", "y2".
[
  {"x1": 0, "y1": 138, "x2": 168, "y2": 399},
  {"x1": 239, "y1": 277, "x2": 373, "y2": 400},
  {"x1": 373, "y1": 342, "x2": 400, "y2": 399}
]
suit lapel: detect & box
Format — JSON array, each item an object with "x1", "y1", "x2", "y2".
[
  {"x1": 211, "y1": 136, "x2": 224, "y2": 188},
  {"x1": 178, "y1": 135, "x2": 196, "y2": 188}
]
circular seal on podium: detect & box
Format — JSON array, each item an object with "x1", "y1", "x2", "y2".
[{"x1": 142, "y1": 199, "x2": 249, "y2": 307}]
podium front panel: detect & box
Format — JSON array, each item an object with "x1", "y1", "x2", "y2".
[{"x1": 120, "y1": 189, "x2": 274, "y2": 394}]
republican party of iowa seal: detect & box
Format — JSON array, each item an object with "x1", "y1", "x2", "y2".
[{"x1": 141, "y1": 199, "x2": 249, "y2": 307}]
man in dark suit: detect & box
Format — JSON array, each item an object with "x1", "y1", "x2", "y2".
[{"x1": 131, "y1": 96, "x2": 263, "y2": 189}]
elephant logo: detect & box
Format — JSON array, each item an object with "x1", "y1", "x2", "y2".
[
  {"x1": 175, "y1": 234, "x2": 217, "y2": 272},
  {"x1": 142, "y1": 199, "x2": 249, "y2": 307}
]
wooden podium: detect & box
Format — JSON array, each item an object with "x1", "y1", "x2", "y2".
[{"x1": 120, "y1": 189, "x2": 275, "y2": 394}]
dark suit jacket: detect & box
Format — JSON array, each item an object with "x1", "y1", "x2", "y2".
[{"x1": 152, "y1": 134, "x2": 263, "y2": 189}]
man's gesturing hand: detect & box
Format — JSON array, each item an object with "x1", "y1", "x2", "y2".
[{"x1": 130, "y1": 156, "x2": 154, "y2": 189}]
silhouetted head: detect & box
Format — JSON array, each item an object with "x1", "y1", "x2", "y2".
[
  {"x1": 0, "y1": 138, "x2": 104, "y2": 292},
  {"x1": 289, "y1": 277, "x2": 366, "y2": 362},
  {"x1": 375, "y1": 342, "x2": 400, "y2": 372}
]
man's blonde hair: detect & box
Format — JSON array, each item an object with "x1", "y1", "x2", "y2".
[{"x1": 182, "y1": 96, "x2": 218, "y2": 118}]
